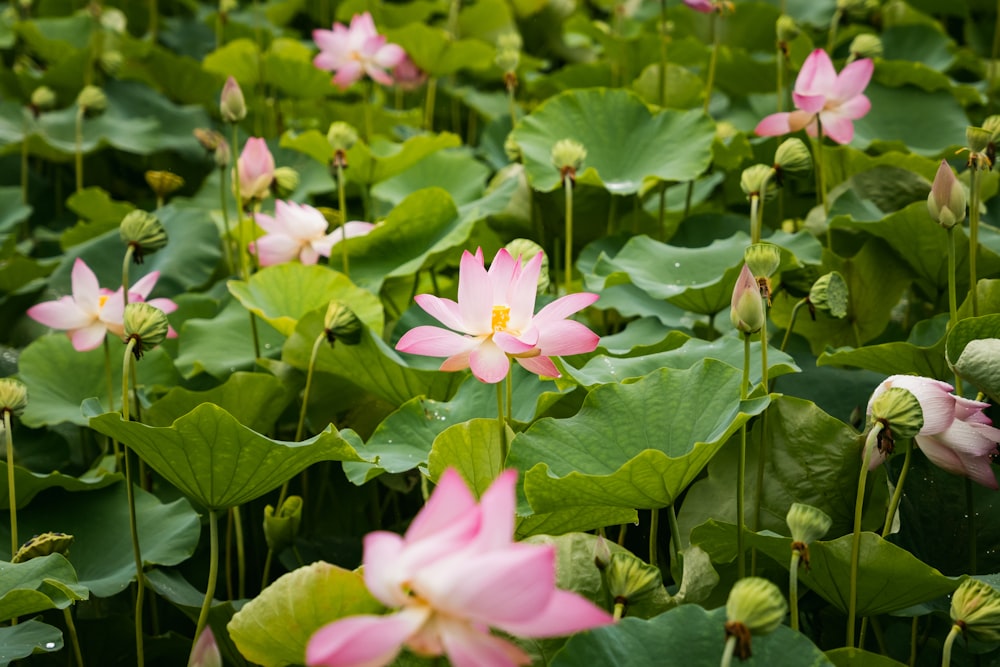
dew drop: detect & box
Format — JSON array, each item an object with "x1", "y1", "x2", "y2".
[
  {"x1": 45, "y1": 643, "x2": 56, "y2": 649},
  {"x1": 673, "y1": 262, "x2": 681, "y2": 268}
]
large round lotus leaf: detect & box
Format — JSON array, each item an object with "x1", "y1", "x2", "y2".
[
  {"x1": 371, "y1": 149, "x2": 491, "y2": 210},
  {"x1": 509, "y1": 360, "x2": 770, "y2": 511},
  {"x1": 144, "y1": 371, "x2": 293, "y2": 432},
  {"x1": 945, "y1": 314, "x2": 1000, "y2": 404},
  {"x1": 510, "y1": 88, "x2": 715, "y2": 194},
  {"x1": 87, "y1": 403, "x2": 364, "y2": 510},
  {"x1": 826, "y1": 648, "x2": 908, "y2": 667},
  {"x1": 551, "y1": 604, "x2": 830, "y2": 667},
  {"x1": 0, "y1": 462, "x2": 120, "y2": 510},
  {"x1": 852, "y1": 83, "x2": 968, "y2": 156},
  {"x1": 345, "y1": 133, "x2": 463, "y2": 187},
  {"x1": 228, "y1": 263, "x2": 384, "y2": 337},
  {"x1": 427, "y1": 418, "x2": 510, "y2": 498},
  {"x1": 0, "y1": 554, "x2": 88, "y2": 623},
  {"x1": 384, "y1": 24, "x2": 494, "y2": 76},
  {"x1": 228, "y1": 562, "x2": 383, "y2": 667},
  {"x1": 0, "y1": 619, "x2": 64, "y2": 665},
  {"x1": 818, "y1": 314, "x2": 949, "y2": 381}
]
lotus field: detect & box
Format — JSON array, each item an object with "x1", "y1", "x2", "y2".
[{"x1": 4, "y1": 0, "x2": 1000, "y2": 665}]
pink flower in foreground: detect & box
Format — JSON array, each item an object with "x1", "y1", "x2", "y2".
[
  {"x1": 313, "y1": 12, "x2": 406, "y2": 90},
  {"x1": 392, "y1": 54, "x2": 427, "y2": 91},
  {"x1": 755, "y1": 48, "x2": 873, "y2": 145},
  {"x1": 188, "y1": 627, "x2": 221, "y2": 667},
  {"x1": 250, "y1": 201, "x2": 374, "y2": 266},
  {"x1": 236, "y1": 137, "x2": 275, "y2": 202},
  {"x1": 27, "y1": 258, "x2": 177, "y2": 351},
  {"x1": 395, "y1": 248, "x2": 600, "y2": 383},
  {"x1": 867, "y1": 375, "x2": 1000, "y2": 489},
  {"x1": 306, "y1": 469, "x2": 613, "y2": 667}
]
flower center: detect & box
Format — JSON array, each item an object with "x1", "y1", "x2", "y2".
[
  {"x1": 98, "y1": 294, "x2": 109, "y2": 309},
  {"x1": 491, "y1": 305, "x2": 510, "y2": 332}
]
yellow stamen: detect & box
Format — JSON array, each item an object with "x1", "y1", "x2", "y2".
[
  {"x1": 98, "y1": 294, "x2": 109, "y2": 309},
  {"x1": 491, "y1": 305, "x2": 510, "y2": 332}
]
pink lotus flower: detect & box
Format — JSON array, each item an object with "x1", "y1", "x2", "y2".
[
  {"x1": 188, "y1": 627, "x2": 221, "y2": 667},
  {"x1": 236, "y1": 137, "x2": 275, "y2": 202},
  {"x1": 867, "y1": 375, "x2": 1000, "y2": 489},
  {"x1": 755, "y1": 48, "x2": 873, "y2": 145},
  {"x1": 28, "y1": 258, "x2": 178, "y2": 351},
  {"x1": 312, "y1": 12, "x2": 406, "y2": 90},
  {"x1": 250, "y1": 201, "x2": 374, "y2": 266},
  {"x1": 306, "y1": 469, "x2": 613, "y2": 667},
  {"x1": 395, "y1": 248, "x2": 600, "y2": 384},
  {"x1": 682, "y1": 0, "x2": 715, "y2": 12},
  {"x1": 392, "y1": 55, "x2": 427, "y2": 91}
]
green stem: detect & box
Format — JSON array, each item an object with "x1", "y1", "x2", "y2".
[
  {"x1": 814, "y1": 116, "x2": 828, "y2": 215},
  {"x1": 103, "y1": 338, "x2": 121, "y2": 463},
  {"x1": 363, "y1": 80, "x2": 374, "y2": 141},
  {"x1": 966, "y1": 478, "x2": 977, "y2": 574},
  {"x1": 219, "y1": 167, "x2": 234, "y2": 275},
  {"x1": 760, "y1": 298, "x2": 770, "y2": 390},
  {"x1": 194, "y1": 509, "x2": 220, "y2": 643},
  {"x1": 232, "y1": 506, "x2": 246, "y2": 599},
  {"x1": 658, "y1": 0, "x2": 668, "y2": 106},
  {"x1": 497, "y1": 381, "x2": 507, "y2": 463},
  {"x1": 424, "y1": 78, "x2": 437, "y2": 131},
  {"x1": 20, "y1": 128, "x2": 28, "y2": 208},
  {"x1": 941, "y1": 624, "x2": 961, "y2": 667},
  {"x1": 649, "y1": 508, "x2": 659, "y2": 567},
  {"x1": 720, "y1": 635, "x2": 737, "y2": 667},
  {"x1": 756, "y1": 173, "x2": 773, "y2": 241},
  {"x1": 337, "y1": 162, "x2": 350, "y2": 279},
  {"x1": 75, "y1": 108, "x2": 85, "y2": 194},
  {"x1": 736, "y1": 333, "x2": 750, "y2": 579},
  {"x1": 703, "y1": 13, "x2": 719, "y2": 114},
  {"x1": 910, "y1": 617, "x2": 918, "y2": 667},
  {"x1": 969, "y1": 167, "x2": 981, "y2": 317},
  {"x1": 507, "y1": 85, "x2": 517, "y2": 124},
  {"x1": 64, "y1": 607, "x2": 85, "y2": 667},
  {"x1": 881, "y1": 439, "x2": 912, "y2": 537},
  {"x1": 667, "y1": 504, "x2": 681, "y2": 568},
  {"x1": 658, "y1": 183, "x2": 667, "y2": 241},
  {"x1": 295, "y1": 333, "x2": 326, "y2": 442},
  {"x1": 231, "y1": 125, "x2": 248, "y2": 281},
  {"x1": 776, "y1": 41, "x2": 784, "y2": 112},
  {"x1": 5, "y1": 411, "x2": 17, "y2": 559},
  {"x1": 826, "y1": 9, "x2": 842, "y2": 53},
  {"x1": 564, "y1": 174, "x2": 573, "y2": 292},
  {"x1": 749, "y1": 194, "x2": 760, "y2": 245},
  {"x1": 122, "y1": 245, "x2": 135, "y2": 307},
  {"x1": 121, "y1": 338, "x2": 145, "y2": 667},
  {"x1": 613, "y1": 601, "x2": 625, "y2": 621},
  {"x1": 780, "y1": 298, "x2": 807, "y2": 352},
  {"x1": 789, "y1": 550, "x2": 800, "y2": 632},
  {"x1": 148, "y1": 0, "x2": 157, "y2": 41},
  {"x1": 505, "y1": 372, "x2": 512, "y2": 424},
  {"x1": 848, "y1": 423, "x2": 883, "y2": 648}
]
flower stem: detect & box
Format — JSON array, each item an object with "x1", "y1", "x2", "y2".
[
  {"x1": 363, "y1": 80, "x2": 374, "y2": 141},
  {"x1": 703, "y1": 13, "x2": 719, "y2": 115},
  {"x1": 881, "y1": 438, "x2": 912, "y2": 537},
  {"x1": 121, "y1": 337, "x2": 145, "y2": 667},
  {"x1": 941, "y1": 624, "x2": 961, "y2": 667},
  {"x1": 668, "y1": 503, "x2": 682, "y2": 568},
  {"x1": 230, "y1": 126, "x2": 248, "y2": 281},
  {"x1": 337, "y1": 162, "x2": 350, "y2": 279},
  {"x1": 121, "y1": 245, "x2": 135, "y2": 307},
  {"x1": 749, "y1": 194, "x2": 760, "y2": 245},
  {"x1": 5, "y1": 411, "x2": 17, "y2": 559},
  {"x1": 736, "y1": 333, "x2": 751, "y2": 579},
  {"x1": 63, "y1": 607, "x2": 85, "y2": 667},
  {"x1": 194, "y1": 509, "x2": 220, "y2": 644},
  {"x1": 497, "y1": 381, "x2": 507, "y2": 463},
  {"x1": 789, "y1": 549, "x2": 801, "y2": 631},
  {"x1": 658, "y1": 0, "x2": 668, "y2": 106},
  {"x1": 295, "y1": 333, "x2": 326, "y2": 442},
  {"x1": 720, "y1": 635, "x2": 737, "y2": 667},
  {"x1": 826, "y1": 9, "x2": 842, "y2": 53},
  {"x1": 649, "y1": 508, "x2": 659, "y2": 567},
  {"x1": 613, "y1": 601, "x2": 625, "y2": 621},
  {"x1": 776, "y1": 41, "x2": 784, "y2": 113},
  {"x1": 103, "y1": 338, "x2": 121, "y2": 463},
  {"x1": 232, "y1": 505, "x2": 246, "y2": 599},
  {"x1": 564, "y1": 174, "x2": 574, "y2": 292},
  {"x1": 969, "y1": 166, "x2": 981, "y2": 317},
  {"x1": 75, "y1": 107, "x2": 84, "y2": 194},
  {"x1": 506, "y1": 372, "x2": 513, "y2": 424},
  {"x1": 780, "y1": 298, "x2": 807, "y2": 352},
  {"x1": 848, "y1": 423, "x2": 882, "y2": 648},
  {"x1": 219, "y1": 166, "x2": 234, "y2": 275},
  {"x1": 966, "y1": 477, "x2": 977, "y2": 574},
  {"x1": 507, "y1": 86, "x2": 517, "y2": 124},
  {"x1": 813, "y1": 116, "x2": 828, "y2": 215},
  {"x1": 424, "y1": 78, "x2": 437, "y2": 131},
  {"x1": 20, "y1": 128, "x2": 29, "y2": 209}
]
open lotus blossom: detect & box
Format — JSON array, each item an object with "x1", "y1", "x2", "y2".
[
  {"x1": 236, "y1": 137, "x2": 275, "y2": 202},
  {"x1": 395, "y1": 248, "x2": 600, "y2": 383},
  {"x1": 306, "y1": 468, "x2": 614, "y2": 667},
  {"x1": 867, "y1": 375, "x2": 1000, "y2": 489},
  {"x1": 250, "y1": 200, "x2": 374, "y2": 266},
  {"x1": 313, "y1": 12, "x2": 406, "y2": 90},
  {"x1": 27, "y1": 258, "x2": 177, "y2": 351},
  {"x1": 392, "y1": 54, "x2": 428, "y2": 91},
  {"x1": 755, "y1": 48, "x2": 873, "y2": 145}
]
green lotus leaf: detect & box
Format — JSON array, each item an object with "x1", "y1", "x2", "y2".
[
  {"x1": 946, "y1": 314, "x2": 1000, "y2": 404},
  {"x1": 384, "y1": 24, "x2": 494, "y2": 76},
  {"x1": 371, "y1": 149, "x2": 491, "y2": 211},
  {"x1": 0, "y1": 554, "x2": 88, "y2": 623},
  {"x1": 0, "y1": 619, "x2": 64, "y2": 665},
  {"x1": 510, "y1": 88, "x2": 715, "y2": 194},
  {"x1": 0, "y1": 187, "x2": 32, "y2": 234},
  {"x1": 881, "y1": 24, "x2": 955, "y2": 70},
  {"x1": 228, "y1": 562, "x2": 383, "y2": 667},
  {"x1": 203, "y1": 39, "x2": 260, "y2": 86},
  {"x1": 228, "y1": 263, "x2": 384, "y2": 337},
  {"x1": 852, "y1": 83, "x2": 968, "y2": 156},
  {"x1": 346, "y1": 133, "x2": 463, "y2": 187},
  {"x1": 427, "y1": 418, "x2": 509, "y2": 498},
  {"x1": 510, "y1": 360, "x2": 770, "y2": 511},
  {"x1": 514, "y1": 507, "x2": 639, "y2": 540},
  {"x1": 825, "y1": 647, "x2": 908, "y2": 667},
  {"x1": 87, "y1": 403, "x2": 364, "y2": 510},
  {"x1": 631, "y1": 63, "x2": 704, "y2": 110},
  {"x1": 0, "y1": 463, "x2": 120, "y2": 510}
]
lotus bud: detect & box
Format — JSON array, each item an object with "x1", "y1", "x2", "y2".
[
  {"x1": 927, "y1": 160, "x2": 966, "y2": 229},
  {"x1": 869, "y1": 386, "x2": 924, "y2": 442},
  {"x1": 12, "y1": 532, "x2": 73, "y2": 563},
  {"x1": 188, "y1": 627, "x2": 222, "y2": 667},
  {"x1": 725, "y1": 577, "x2": 787, "y2": 659},
  {"x1": 951, "y1": 578, "x2": 1000, "y2": 642},
  {"x1": 606, "y1": 552, "x2": 663, "y2": 608},
  {"x1": 744, "y1": 243, "x2": 781, "y2": 279},
  {"x1": 775, "y1": 15, "x2": 798, "y2": 43},
  {"x1": 120, "y1": 210, "x2": 168, "y2": 263},
  {"x1": 809, "y1": 271, "x2": 848, "y2": 318},
  {"x1": 99, "y1": 50, "x2": 124, "y2": 75},
  {"x1": 773, "y1": 138, "x2": 812, "y2": 176},
  {"x1": 263, "y1": 495, "x2": 303, "y2": 552},
  {"x1": 145, "y1": 171, "x2": 185, "y2": 201},
  {"x1": 551, "y1": 138, "x2": 587, "y2": 184},
  {"x1": 214, "y1": 140, "x2": 231, "y2": 169},
  {"x1": 194, "y1": 128, "x2": 224, "y2": 152},
  {"x1": 505, "y1": 238, "x2": 550, "y2": 294},
  {"x1": 593, "y1": 535, "x2": 612, "y2": 569},
  {"x1": 220, "y1": 76, "x2": 247, "y2": 124},
  {"x1": 848, "y1": 34, "x2": 882, "y2": 62},
  {"x1": 495, "y1": 46, "x2": 520, "y2": 75},
  {"x1": 730, "y1": 264, "x2": 765, "y2": 335},
  {"x1": 740, "y1": 164, "x2": 777, "y2": 200},
  {"x1": 272, "y1": 166, "x2": 300, "y2": 199},
  {"x1": 30, "y1": 86, "x2": 56, "y2": 111},
  {"x1": 76, "y1": 85, "x2": 107, "y2": 114},
  {"x1": 100, "y1": 6, "x2": 127, "y2": 32},
  {"x1": 324, "y1": 301, "x2": 362, "y2": 345},
  {"x1": 504, "y1": 133, "x2": 522, "y2": 162},
  {"x1": 123, "y1": 303, "x2": 170, "y2": 359},
  {"x1": 0, "y1": 378, "x2": 28, "y2": 418}
]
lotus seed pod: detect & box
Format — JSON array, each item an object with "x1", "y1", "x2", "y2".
[
  {"x1": 730, "y1": 264, "x2": 765, "y2": 334},
  {"x1": 495, "y1": 47, "x2": 520, "y2": 75},
  {"x1": 848, "y1": 33, "x2": 882, "y2": 60},
  {"x1": 505, "y1": 239, "x2": 550, "y2": 294},
  {"x1": 503, "y1": 133, "x2": 522, "y2": 162},
  {"x1": 327, "y1": 121, "x2": 359, "y2": 153},
  {"x1": 927, "y1": 160, "x2": 967, "y2": 229},
  {"x1": 0, "y1": 378, "x2": 28, "y2": 417},
  {"x1": 263, "y1": 495, "x2": 303, "y2": 552},
  {"x1": 951, "y1": 578, "x2": 1000, "y2": 643},
  {"x1": 100, "y1": 7, "x2": 127, "y2": 32},
  {"x1": 99, "y1": 50, "x2": 124, "y2": 75},
  {"x1": 76, "y1": 85, "x2": 107, "y2": 113},
  {"x1": 869, "y1": 386, "x2": 924, "y2": 441},
  {"x1": 740, "y1": 164, "x2": 777, "y2": 200},
  {"x1": 220, "y1": 76, "x2": 247, "y2": 124},
  {"x1": 123, "y1": 303, "x2": 170, "y2": 359},
  {"x1": 272, "y1": 166, "x2": 300, "y2": 199},
  {"x1": 774, "y1": 138, "x2": 812, "y2": 175},
  {"x1": 12, "y1": 532, "x2": 73, "y2": 563},
  {"x1": 967, "y1": 126, "x2": 992, "y2": 154},
  {"x1": 145, "y1": 171, "x2": 185, "y2": 200},
  {"x1": 120, "y1": 210, "x2": 168, "y2": 263},
  {"x1": 786, "y1": 503, "x2": 832, "y2": 545},
  {"x1": 497, "y1": 32, "x2": 523, "y2": 52},
  {"x1": 30, "y1": 86, "x2": 56, "y2": 111},
  {"x1": 808, "y1": 271, "x2": 848, "y2": 318},
  {"x1": 324, "y1": 301, "x2": 362, "y2": 345},
  {"x1": 551, "y1": 138, "x2": 587, "y2": 178},
  {"x1": 606, "y1": 551, "x2": 663, "y2": 604},
  {"x1": 982, "y1": 115, "x2": 1000, "y2": 142},
  {"x1": 725, "y1": 577, "x2": 787, "y2": 659},
  {"x1": 775, "y1": 15, "x2": 798, "y2": 42},
  {"x1": 744, "y1": 243, "x2": 781, "y2": 279}
]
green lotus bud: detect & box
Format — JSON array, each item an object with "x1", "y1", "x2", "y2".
[
  {"x1": 809, "y1": 271, "x2": 848, "y2": 318},
  {"x1": 725, "y1": 577, "x2": 788, "y2": 660},
  {"x1": 495, "y1": 46, "x2": 520, "y2": 75},
  {"x1": 324, "y1": 301, "x2": 362, "y2": 345},
  {"x1": 775, "y1": 15, "x2": 799, "y2": 43},
  {"x1": 951, "y1": 578, "x2": 1000, "y2": 642},
  {"x1": 100, "y1": 7, "x2": 127, "y2": 32},
  {"x1": 76, "y1": 85, "x2": 107, "y2": 114},
  {"x1": 927, "y1": 160, "x2": 966, "y2": 229},
  {"x1": 30, "y1": 86, "x2": 56, "y2": 111},
  {"x1": 263, "y1": 495, "x2": 303, "y2": 552},
  {"x1": 744, "y1": 243, "x2": 781, "y2": 279},
  {"x1": 551, "y1": 138, "x2": 587, "y2": 181},
  {"x1": 0, "y1": 378, "x2": 28, "y2": 417},
  {"x1": 848, "y1": 34, "x2": 882, "y2": 61},
  {"x1": 123, "y1": 302, "x2": 170, "y2": 359},
  {"x1": 220, "y1": 76, "x2": 246, "y2": 124},
  {"x1": 966, "y1": 126, "x2": 991, "y2": 155},
  {"x1": 593, "y1": 535, "x2": 611, "y2": 570},
  {"x1": 730, "y1": 264, "x2": 765, "y2": 334},
  {"x1": 505, "y1": 239, "x2": 550, "y2": 294},
  {"x1": 100, "y1": 50, "x2": 124, "y2": 75},
  {"x1": 272, "y1": 166, "x2": 300, "y2": 199},
  {"x1": 12, "y1": 532, "x2": 73, "y2": 563},
  {"x1": 120, "y1": 210, "x2": 168, "y2": 263},
  {"x1": 774, "y1": 138, "x2": 812, "y2": 175},
  {"x1": 214, "y1": 140, "x2": 231, "y2": 169},
  {"x1": 869, "y1": 386, "x2": 923, "y2": 441},
  {"x1": 786, "y1": 503, "x2": 832, "y2": 545},
  {"x1": 145, "y1": 170, "x2": 185, "y2": 201},
  {"x1": 740, "y1": 164, "x2": 777, "y2": 200},
  {"x1": 606, "y1": 551, "x2": 663, "y2": 606}
]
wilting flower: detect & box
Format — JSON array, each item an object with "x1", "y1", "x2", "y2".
[
  {"x1": 251, "y1": 200, "x2": 373, "y2": 266},
  {"x1": 236, "y1": 137, "x2": 275, "y2": 202},
  {"x1": 306, "y1": 469, "x2": 613, "y2": 667},
  {"x1": 395, "y1": 248, "x2": 600, "y2": 383},
  {"x1": 730, "y1": 264, "x2": 765, "y2": 335},
  {"x1": 28, "y1": 260, "x2": 177, "y2": 350},
  {"x1": 312, "y1": 12, "x2": 406, "y2": 90},
  {"x1": 392, "y1": 54, "x2": 427, "y2": 91},
  {"x1": 755, "y1": 48, "x2": 873, "y2": 145},
  {"x1": 867, "y1": 375, "x2": 1000, "y2": 489}
]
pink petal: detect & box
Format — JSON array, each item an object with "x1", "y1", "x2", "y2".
[
  {"x1": 27, "y1": 298, "x2": 93, "y2": 330},
  {"x1": 833, "y1": 58, "x2": 874, "y2": 103},
  {"x1": 493, "y1": 332, "x2": 537, "y2": 355},
  {"x1": 373, "y1": 44, "x2": 406, "y2": 69},
  {"x1": 960, "y1": 452, "x2": 1000, "y2": 490},
  {"x1": 414, "y1": 294, "x2": 466, "y2": 332},
  {"x1": 396, "y1": 326, "x2": 480, "y2": 358},
  {"x1": 787, "y1": 110, "x2": 817, "y2": 134},
  {"x1": 406, "y1": 469, "x2": 479, "y2": 542},
  {"x1": 470, "y1": 469, "x2": 518, "y2": 551},
  {"x1": 954, "y1": 395, "x2": 993, "y2": 423},
  {"x1": 516, "y1": 355, "x2": 561, "y2": 378},
  {"x1": 534, "y1": 319, "x2": 600, "y2": 357},
  {"x1": 440, "y1": 350, "x2": 473, "y2": 373},
  {"x1": 129, "y1": 271, "x2": 160, "y2": 301},
  {"x1": 915, "y1": 435, "x2": 969, "y2": 478},
  {"x1": 936, "y1": 419, "x2": 1000, "y2": 457},
  {"x1": 755, "y1": 112, "x2": 792, "y2": 137},
  {"x1": 361, "y1": 531, "x2": 410, "y2": 607},
  {"x1": 437, "y1": 618, "x2": 530, "y2": 667},
  {"x1": 834, "y1": 94, "x2": 871, "y2": 121},
  {"x1": 253, "y1": 234, "x2": 301, "y2": 267},
  {"x1": 299, "y1": 245, "x2": 321, "y2": 265},
  {"x1": 468, "y1": 338, "x2": 510, "y2": 384},
  {"x1": 532, "y1": 292, "x2": 600, "y2": 328},
  {"x1": 365, "y1": 65, "x2": 395, "y2": 87},
  {"x1": 254, "y1": 212, "x2": 281, "y2": 234},
  {"x1": 819, "y1": 114, "x2": 855, "y2": 145},
  {"x1": 100, "y1": 289, "x2": 125, "y2": 330},
  {"x1": 71, "y1": 258, "x2": 101, "y2": 314},
  {"x1": 306, "y1": 609, "x2": 429, "y2": 667},
  {"x1": 792, "y1": 92, "x2": 826, "y2": 115},
  {"x1": 795, "y1": 49, "x2": 837, "y2": 99},
  {"x1": 458, "y1": 250, "x2": 492, "y2": 335},
  {"x1": 506, "y1": 251, "x2": 543, "y2": 332},
  {"x1": 71, "y1": 322, "x2": 109, "y2": 351},
  {"x1": 333, "y1": 62, "x2": 364, "y2": 90},
  {"x1": 145, "y1": 298, "x2": 178, "y2": 315},
  {"x1": 495, "y1": 589, "x2": 614, "y2": 638},
  {"x1": 487, "y1": 249, "x2": 518, "y2": 305},
  {"x1": 682, "y1": 0, "x2": 714, "y2": 12}
]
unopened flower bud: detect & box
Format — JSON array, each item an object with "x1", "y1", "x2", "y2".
[
  {"x1": 593, "y1": 536, "x2": 612, "y2": 569},
  {"x1": 188, "y1": 627, "x2": 222, "y2": 667},
  {"x1": 869, "y1": 386, "x2": 923, "y2": 441},
  {"x1": 0, "y1": 378, "x2": 28, "y2": 417},
  {"x1": 327, "y1": 121, "x2": 359, "y2": 152},
  {"x1": 99, "y1": 50, "x2": 124, "y2": 75},
  {"x1": 145, "y1": 171, "x2": 185, "y2": 201},
  {"x1": 263, "y1": 495, "x2": 303, "y2": 552},
  {"x1": 809, "y1": 271, "x2": 848, "y2": 318},
  {"x1": 744, "y1": 243, "x2": 781, "y2": 279},
  {"x1": 505, "y1": 239, "x2": 550, "y2": 294},
  {"x1": 775, "y1": 15, "x2": 798, "y2": 43},
  {"x1": 324, "y1": 301, "x2": 362, "y2": 345},
  {"x1": 725, "y1": 577, "x2": 787, "y2": 660},
  {"x1": 220, "y1": 76, "x2": 247, "y2": 123},
  {"x1": 927, "y1": 160, "x2": 966, "y2": 229},
  {"x1": 12, "y1": 532, "x2": 73, "y2": 563},
  {"x1": 606, "y1": 551, "x2": 663, "y2": 606},
  {"x1": 740, "y1": 164, "x2": 777, "y2": 200},
  {"x1": 100, "y1": 7, "x2": 126, "y2": 32},
  {"x1": 194, "y1": 128, "x2": 223, "y2": 152},
  {"x1": 120, "y1": 210, "x2": 168, "y2": 263},
  {"x1": 774, "y1": 138, "x2": 811, "y2": 175},
  {"x1": 551, "y1": 138, "x2": 587, "y2": 183},
  {"x1": 786, "y1": 503, "x2": 832, "y2": 545},
  {"x1": 123, "y1": 302, "x2": 170, "y2": 359},
  {"x1": 272, "y1": 166, "x2": 300, "y2": 198},
  {"x1": 848, "y1": 34, "x2": 882, "y2": 61},
  {"x1": 76, "y1": 85, "x2": 107, "y2": 114},
  {"x1": 30, "y1": 86, "x2": 56, "y2": 111},
  {"x1": 730, "y1": 264, "x2": 765, "y2": 334},
  {"x1": 951, "y1": 578, "x2": 1000, "y2": 642}
]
